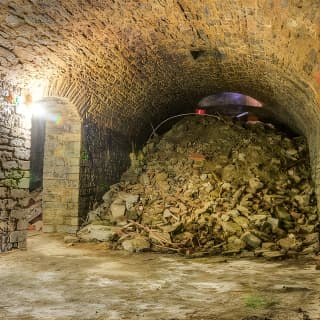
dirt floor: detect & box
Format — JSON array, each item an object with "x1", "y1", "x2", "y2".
[{"x1": 0, "y1": 232, "x2": 320, "y2": 320}]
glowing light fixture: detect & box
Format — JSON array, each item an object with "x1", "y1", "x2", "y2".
[{"x1": 30, "y1": 101, "x2": 45, "y2": 118}]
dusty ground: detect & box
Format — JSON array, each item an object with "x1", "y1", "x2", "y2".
[{"x1": 0, "y1": 232, "x2": 320, "y2": 320}]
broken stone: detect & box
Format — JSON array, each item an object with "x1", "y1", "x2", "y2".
[
  {"x1": 262, "y1": 242, "x2": 277, "y2": 250},
  {"x1": 232, "y1": 216, "x2": 249, "y2": 229},
  {"x1": 163, "y1": 209, "x2": 172, "y2": 219},
  {"x1": 262, "y1": 250, "x2": 285, "y2": 259},
  {"x1": 241, "y1": 232, "x2": 261, "y2": 249},
  {"x1": 301, "y1": 242, "x2": 320, "y2": 255},
  {"x1": 303, "y1": 233, "x2": 319, "y2": 245},
  {"x1": 300, "y1": 224, "x2": 315, "y2": 233},
  {"x1": 87, "y1": 210, "x2": 100, "y2": 223},
  {"x1": 236, "y1": 205, "x2": 250, "y2": 217},
  {"x1": 102, "y1": 190, "x2": 113, "y2": 203},
  {"x1": 110, "y1": 201, "x2": 126, "y2": 220},
  {"x1": 226, "y1": 236, "x2": 246, "y2": 252},
  {"x1": 278, "y1": 235, "x2": 298, "y2": 251},
  {"x1": 122, "y1": 235, "x2": 150, "y2": 253},
  {"x1": 266, "y1": 217, "x2": 279, "y2": 233},
  {"x1": 118, "y1": 192, "x2": 139, "y2": 210},
  {"x1": 276, "y1": 206, "x2": 292, "y2": 221},
  {"x1": 77, "y1": 225, "x2": 115, "y2": 242},
  {"x1": 294, "y1": 195, "x2": 310, "y2": 208},
  {"x1": 248, "y1": 178, "x2": 264, "y2": 193},
  {"x1": 221, "y1": 221, "x2": 242, "y2": 236},
  {"x1": 222, "y1": 164, "x2": 236, "y2": 182}
]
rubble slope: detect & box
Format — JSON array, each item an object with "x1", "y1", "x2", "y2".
[{"x1": 78, "y1": 116, "x2": 319, "y2": 258}]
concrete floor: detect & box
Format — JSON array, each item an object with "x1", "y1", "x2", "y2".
[{"x1": 0, "y1": 233, "x2": 320, "y2": 320}]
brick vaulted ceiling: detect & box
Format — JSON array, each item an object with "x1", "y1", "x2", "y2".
[{"x1": 0, "y1": 0, "x2": 320, "y2": 138}]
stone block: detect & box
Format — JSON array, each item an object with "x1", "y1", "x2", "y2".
[
  {"x1": 18, "y1": 240, "x2": 27, "y2": 250},
  {"x1": 18, "y1": 160, "x2": 30, "y2": 170},
  {"x1": 2, "y1": 160, "x2": 18, "y2": 170},
  {"x1": 9, "y1": 230, "x2": 27, "y2": 243},
  {"x1": 0, "y1": 137, "x2": 9, "y2": 144},
  {"x1": 0, "y1": 145, "x2": 14, "y2": 152},
  {"x1": 10, "y1": 188, "x2": 29, "y2": 199},
  {"x1": 1, "y1": 179, "x2": 16, "y2": 187},
  {"x1": 19, "y1": 197, "x2": 31, "y2": 208},
  {"x1": 5, "y1": 199, "x2": 18, "y2": 210},
  {"x1": 63, "y1": 216, "x2": 79, "y2": 226},
  {"x1": 10, "y1": 138, "x2": 24, "y2": 147},
  {"x1": 0, "y1": 199, "x2": 7, "y2": 210},
  {"x1": 0, "y1": 187, "x2": 8, "y2": 198},
  {"x1": 0, "y1": 210, "x2": 9, "y2": 220},
  {"x1": 66, "y1": 202, "x2": 77, "y2": 210},
  {"x1": 43, "y1": 213, "x2": 64, "y2": 225},
  {"x1": 11, "y1": 208, "x2": 29, "y2": 219},
  {"x1": 42, "y1": 224, "x2": 56, "y2": 233},
  {"x1": 56, "y1": 225, "x2": 78, "y2": 234},
  {"x1": 17, "y1": 219, "x2": 28, "y2": 230},
  {"x1": 42, "y1": 201, "x2": 66, "y2": 209},
  {"x1": 17, "y1": 178, "x2": 30, "y2": 189},
  {"x1": 14, "y1": 148, "x2": 30, "y2": 160},
  {"x1": 0, "y1": 150, "x2": 12, "y2": 160}
]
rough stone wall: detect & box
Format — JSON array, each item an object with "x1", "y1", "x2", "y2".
[
  {"x1": 0, "y1": 83, "x2": 30, "y2": 250},
  {"x1": 42, "y1": 97, "x2": 81, "y2": 233}
]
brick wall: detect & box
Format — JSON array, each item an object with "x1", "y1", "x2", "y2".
[
  {"x1": 0, "y1": 83, "x2": 31, "y2": 251},
  {"x1": 79, "y1": 117, "x2": 131, "y2": 220}
]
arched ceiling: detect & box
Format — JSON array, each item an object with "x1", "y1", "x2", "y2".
[{"x1": 1, "y1": 0, "x2": 320, "y2": 138}]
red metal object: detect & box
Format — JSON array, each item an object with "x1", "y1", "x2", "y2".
[
  {"x1": 195, "y1": 108, "x2": 206, "y2": 115},
  {"x1": 247, "y1": 114, "x2": 259, "y2": 122}
]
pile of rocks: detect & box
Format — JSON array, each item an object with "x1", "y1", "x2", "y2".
[
  {"x1": 26, "y1": 188, "x2": 42, "y2": 231},
  {"x1": 77, "y1": 116, "x2": 319, "y2": 258}
]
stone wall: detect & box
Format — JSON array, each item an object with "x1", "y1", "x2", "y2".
[
  {"x1": 42, "y1": 97, "x2": 81, "y2": 234},
  {"x1": 0, "y1": 83, "x2": 31, "y2": 251}
]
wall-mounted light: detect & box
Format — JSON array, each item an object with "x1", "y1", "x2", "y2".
[
  {"x1": 1, "y1": 80, "x2": 48, "y2": 119},
  {"x1": 30, "y1": 101, "x2": 45, "y2": 118}
]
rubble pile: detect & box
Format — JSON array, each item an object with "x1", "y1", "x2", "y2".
[
  {"x1": 78, "y1": 116, "x2": 319, "y2": 258},
  {"x1": 26, "y1": 188, "x2": 43, "y2": 231}
]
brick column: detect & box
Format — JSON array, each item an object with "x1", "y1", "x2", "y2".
[{"x1": 42, "y1": 97, "x2": 81, "y2": 233}]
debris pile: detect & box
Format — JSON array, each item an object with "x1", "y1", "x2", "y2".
[
  {"x1": 78, "y1": 116, "x2": 319, "y2": 258},
  {"x1": 26, "y1": 188, "x2": 43, "y2": 231}
]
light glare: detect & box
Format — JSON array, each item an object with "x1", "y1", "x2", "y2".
[{"x1": 31, "y1": 102, "x2": 46, "y2": 118}]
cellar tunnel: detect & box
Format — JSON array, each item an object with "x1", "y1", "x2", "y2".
[
  {"x1": 0, "y1": 1, "x2": 320, "y2": 237},
  {"x1": 2, "y1": 2, "x2": 320, "y2": 319}
]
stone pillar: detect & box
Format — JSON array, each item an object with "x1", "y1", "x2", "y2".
[{"x1": 42, "y1": 97, "x2": 81, "y2": 233}]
